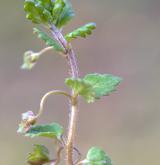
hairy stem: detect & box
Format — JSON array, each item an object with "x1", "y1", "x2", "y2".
[
  {"x1": 67, "y1": 47, "x2": 79, "y2": 78},
  {"x1": 50, "y1": 25, "x2": 68, "y2": 54},
  {"x1": 50, "y1": 25, "x2": 79, "y2": 165},
  {"x1": 66, "y1": 99, "x2": 78, "y2": 165},
  {"x1": 50, "y1": 25, "x2": 79, "y2": 78}
]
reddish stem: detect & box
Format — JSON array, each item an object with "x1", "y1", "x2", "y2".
[{"x1": 50, "y1": 25, "x2": 79, "y2": 165}]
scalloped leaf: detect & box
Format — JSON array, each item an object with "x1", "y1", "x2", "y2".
[
  {"x1": 83, "y1": 73, "x2": 122, "y2": 99},
  {"x1": 25, "y1": 123, "x2": 64, "y2": 140},
  {"x1": 65, "y1": 73, "x2": 122, "y2": 103},
  {"x1": 65, "y1": 22, "x2": 96, "y2": 42},
  {"x1": 24, "y1": 0, "x2": 53, "y2": 24},
  {"x1": 33, "y1": 28, "x2": 65, "y2": 52},
  {"x1": 24, "y1": 0, "x2": 74, "y2": 27},
  {"x1": 27, "y1": 144, "x2": 50, "y2": 165},
  {"x1": 84, "y1": 147, "x2": 112, "y2": 165}
]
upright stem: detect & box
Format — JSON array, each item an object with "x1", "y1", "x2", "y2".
[
  {"x1": 50, "y1": 25, "x2": 79, "y2": 165},
  {"x1": 66, "y1": 47, "x2": 79, "y2": 165},
  {"x1": 67, "y1": 47, "x2": 79, "y2": 78},
  {"x1": 66, "y1": 99, "x2": 78, "y2": 165}
]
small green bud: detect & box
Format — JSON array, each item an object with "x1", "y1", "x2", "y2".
[
  {"x1": 27, "y1": 144, "x2": 50, "y2": 165},
  {"x1": 21, "y1": 51, "x2": 40, "y2": 70},
  {"x1": 17, "y1": 111, "x2": 37, "y2": 134}
]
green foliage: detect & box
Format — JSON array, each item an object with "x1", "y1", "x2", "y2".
[
  {"x1": 20, "y1": 1, "x2": 122, "y2": 164},
  {"x1": 65, "y1": 78, "x2": 95, "y2": 102},
  {"x1": 25, "y1": 123, "x2": 64, "y2": 140},
  {"x1": 55, "y1": 0, "x2": 74, "y2": 28},
  {"x1": 33, "y1": 28, "x2": 65, "y2": 52},
  {"x1": 27, "y1": 144, "x2": 50, "y2": 165},
  {"x1": 24, "y1": 0, "x2": 53, "y2": 24},
  {"x1": 65, "y1": 73, "x2": 122, "y2": 103},
  {"x1": 84, "y1": 147, "x2": 112, "y2": 165},
  {"x1": 65, "y1": 22, "x2": 96, "y2": 42},
  {"x1": 24, "y1": 0, "x2": 74, "y2": 28},
  {"x1": 84, "y1": 73, "x2": 122, "y2": 99}
]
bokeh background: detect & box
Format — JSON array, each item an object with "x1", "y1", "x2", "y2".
[{"x1": 0, "y1": 0, "x2": 160, "y2": 164}]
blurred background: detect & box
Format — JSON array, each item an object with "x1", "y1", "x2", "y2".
[{"x1": 0, "y1": 0, "x2": 160, "y2": 164}]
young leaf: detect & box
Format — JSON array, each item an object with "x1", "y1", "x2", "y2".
[
  {"x1": 65, "y1": 73, "x2": 122, "y2": 103},
  {"x1": 65, "y1": 23, "x2": 96, "y2": 42},
  {"x1": 25, "y1": 123, "x2": 64, "y2": 140},
  {"x1": 52, "y1": 0, "x2": 65, "y2": 24},
  {"x1": 24, "y1": 0, "x2": 53, "y2": 24},
  {"x1": 65, "y1": 78, "x2": 95, "y2": 103},
  {"x1": 27, "y1": 144, "x2": 50, "y2": 165},
  {"x1": 24, "y1": 0, "x2": 74, "y2": 28},
  {"x1": 55, "y1": 0, "x2": 75, "y2": 28},
  {"x1": 33, "y1": 28, "x2": 65, "y2": 52},
  {"x1": 84, "y1": 147, "x2": 112, "y2": 165}
]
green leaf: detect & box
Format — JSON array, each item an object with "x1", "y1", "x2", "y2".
[
  {"x1": 24, "y1": 0, "x2": 74, "y2": 28},
  {"x1": 33, "y1": 28, "x2": 64, "y2": 52},
  {"x1": 83, "y1": 73, "x2": 122, "y2": 99},
  {"x1": 65, "y1": 22, "x2": 96, "y2": 42},
  {"x1": 25, "y1": 123, "x2": 64, "y2": 140},
  {"x1": 52, "y1": 0, "x2": 65, "y2": 24},
  {"x1": 84, "y1": 147, "x2": 112, "y2": 165},
  {"x1": 24, "y1": 0, "x2": 53, "y2": 24},
  {"x1": 56, "y1": 0, "x2": 75, "y2": 28},
  {"x1": 27, "y1": 144, "x2": 50, "y2": 165},
  {"x1": 21, "y1": 51, "x2": 40, "y2": 70},
  {"x1": 65, "y1": 78, "x2": 95, "y2": 103},
  {"x1": 65, "y1": 73, "x2": 122, "y2": 103}
]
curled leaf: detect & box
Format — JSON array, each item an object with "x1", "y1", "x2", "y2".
[
  {"x1": 24, "y1": 0, "x2": 74, "y2": 28},
  {"x1": 24, "y1": 0, "x2": 53, "y2": 25},
  {"x1": 55, "y1": 0, "x2": 75, "y2": 28},
  {"x1": 65, "y1": 22, "x2": 96, "y2": 42},
  {"x1": 52, "y1": 0, "x2": 65, "y2": 24},
  {"x1": 27, "y1": 144, "x2": 50, "y2": 165},
  {"x1": 25, "y1": 123, "x2": 64, "y2": 140},
  {"x1": 84, "y1": 147, "x2": 112, "y2": 165}
]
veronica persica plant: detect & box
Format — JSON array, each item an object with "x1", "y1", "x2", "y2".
[{"x1": 17, "y1": 0, "x2": 122, "y2": 165}]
